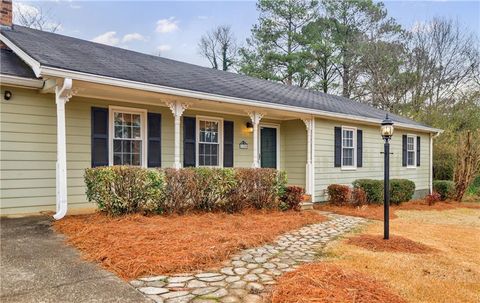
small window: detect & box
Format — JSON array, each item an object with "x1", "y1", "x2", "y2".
[
  {"x1": 342, "y1": 128, "x2": 355, "y2": 168},
  {"x1": 197, "y1": 118, "x2": 222, "y2": 167},
  {"x1": 407, "y1": 135, "x2": 416, "y2": 167},
  {"x1": 110, "y1": 108, "x2": 146, "y2": 166}
]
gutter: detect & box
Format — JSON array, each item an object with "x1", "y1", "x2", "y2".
[
  {"x1": 0, "y1": 33, "x2": 443, "y2": 134},
  {"x1": 0, "y1": 74, "x2": 43, "y2": 88}
]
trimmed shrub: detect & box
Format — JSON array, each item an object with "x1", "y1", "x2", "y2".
[
  {"x1": 85, "y1": 166, "x2": 165, "y2": 215},
  {"x1": 85, "y1": 166, "x2": 287, "y2": 215},
  {"x1": 327, "y1": 184, "x2": 352, "y2": 206},
  {"x1": 433, "y1": 180, "x2": 455, "y2": 201},
  {"x1": 352, "y1": 179, "x2": 383, "y2": 204},
  {"x1": 351, "y1": 188, "x2": 367, "y2": 207},
  {"x1": 280, "y1": 186, "x2": 305, "y2": 211},
  {"x1": 389, "y1": 179, "x2": 416, "y2": 205},
  {"x1": 425, "y1": 191, "x2": 441, "y2": 206}
]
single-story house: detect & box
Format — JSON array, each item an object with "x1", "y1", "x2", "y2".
[{"x1": 0, "y1": 2, "x2": 441, "y2": 218}]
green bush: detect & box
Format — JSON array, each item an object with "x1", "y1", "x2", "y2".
[
  {"x1": 85, "y1": 166, "x2": 287, "y2": 215},
  {"x1": 433, "y1": 180, "x2": 455, "y2": 201},
  {"x1": 352, "y1": 179, "x2": 384, "y2": 204},
  {"x1": 389, "y1": 179, "x2": 416, "y2": 205},
  {"x1": 85, "y1": 166, "x2": 165, "y2": 215}
]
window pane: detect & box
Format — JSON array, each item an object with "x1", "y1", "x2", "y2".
[
  {"x1": 132, "y1": 114, "x2": 141, "y2": 127},
  {"x1": 343, "y1": 148, "x2": 354, "y2": 166},
  {"x1": 408, "y1": 151, "x2": 414, "y2": 166},
  {"x1": 132, "y1": 126, "x2": 141, "y2": 139},
  {"x1": 132, "y1": 153, "x2": 141, "y2": 166},
  {"x1": 132, "y1": 141, "x2": 141, "y2": 153},
  {"x1": 114, "y1": 140, "x2": 121, "y2": 152},
  {"x1": 113, "y1": 154, "x2": 121, "y2": 165}
]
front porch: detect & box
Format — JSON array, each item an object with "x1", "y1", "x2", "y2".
[{"x1": 53, "y1": 78, "x2": 315, "y2": 216}]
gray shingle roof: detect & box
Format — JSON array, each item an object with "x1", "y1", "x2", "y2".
[
  {"x1": 1, "y1": 25, "x2": 429, "y2": 128},
  {"x1": 0, "y1": 48, "x2": 37, "y2": 79}
]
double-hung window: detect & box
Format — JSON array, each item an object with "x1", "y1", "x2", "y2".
[
  {"x1": 407, "y1": 135, "x2": 416, "y2": 167},
  {"x1": 342, "y1": 127, "x2": 356, "y2": 168},
  {"x1": 197, "y1": 117, "x2": 222, "y2": 167},
  {"x1": 110, "y1": 107, "x2": 146, "y2": 166}
]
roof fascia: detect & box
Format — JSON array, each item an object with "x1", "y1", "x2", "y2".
[{"x1": 0, "y1": 74, "x2": 43, "y2": 88}]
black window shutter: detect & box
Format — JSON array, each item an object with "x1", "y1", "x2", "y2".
[
  {"x1": 183, "y1": 116, "x2": 196, "y2": 167},
  {"x1": 402, "y1": 135, "x2": 407, "y2": 167},
  {"x1": 334, "y1": 127, "x2": 341, "y2": 167},
  {"x1": 357, "y1": 129, "x2": 363, "y2": 167},
  {"x1": 416, "y1": 136, "x2": 421, "y2": 167},
  {"x1": 147, "y1": 113, "x2": 162, "y2": 167},
  {"x1": 223, "y1": 120, "x2": 234, "y2": 167},
  {"x1": 91, "y1": 107, "x2": 109, "y2": 167}
]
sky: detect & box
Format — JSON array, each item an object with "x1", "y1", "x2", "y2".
[{"x1": 14, "y1": 0, "x2": 480, "y2": 67}]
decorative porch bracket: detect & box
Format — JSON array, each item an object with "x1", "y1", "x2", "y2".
[
  {"x1": 302, "y1": 118, "x2": 314, "y2": 196},
  {"x1": 54, "y1": 78, "x2": 75, "y2": 220},
  {"x1": 247, "y1": 111, "x2": 264, "y2": 168},
  {"x1": 167, "y1": 101, "x2": 190, "y2": 169}
]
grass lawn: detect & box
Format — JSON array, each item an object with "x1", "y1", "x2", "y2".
[
  {"x1": 53, "y1": 210, "x2": 326, "y2": 280},
  {"x1": 273, "y1": 206, "x2": 480, "y2": 303}
]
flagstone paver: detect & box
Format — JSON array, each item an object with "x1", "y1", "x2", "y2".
[{"x1": 131, "y1": 213, "x2": 366, "y2": 303}]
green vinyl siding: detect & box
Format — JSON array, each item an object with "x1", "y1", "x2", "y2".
[
  {"x1": 1, "y1": 87, "x2": 308, "y2": 214},
  {"x1": 314, "y1": 118, "x2": 431, "y2": 202}
]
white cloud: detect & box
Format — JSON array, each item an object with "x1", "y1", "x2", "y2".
[
  {"x1": 156, "y1": 17, "x2": 179, "y2": 33},
  {"x1": 70, "y1": 4, "x2": 82, "y2": 9},
  {"x1": 197, "y1": 16, "x2": 208, "y2": 20},
  {"x1": 157, "y1": 44, "x2": 172, "y2": 52},
  {"x1": 92, "y1": 31, "x2": 119, "y2": 46},
  {"x1": 122, "y1": 33, "x2": 146, "y2": 43}
]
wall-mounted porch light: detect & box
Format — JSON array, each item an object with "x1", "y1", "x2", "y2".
[{"x1": 246, "y1": 121, "x2": 253, "y2": 133}]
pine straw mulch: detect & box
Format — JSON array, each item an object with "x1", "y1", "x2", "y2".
[
  {"x1": 53, "y1": 210, "x2": 326, "y2": 280},
  {"x1": 346, "y1": 234, "x2": 437, "y2": 254},
  {"x1": 270, "y1": 263, "x2": 406, "y2": 303},
  {"x1": 314, "y1": 200, "x2": 480, "y2": 221}
]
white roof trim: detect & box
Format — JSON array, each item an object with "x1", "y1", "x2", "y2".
[
  {"x1": 0, "y1": 74, "x2": 43, "y2": 88},
  {"x1": 0, "y1": 34, "x2": 442, "y2": 134}
]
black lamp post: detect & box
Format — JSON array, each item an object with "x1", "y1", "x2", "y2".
[{"x1": 381, "y1": 114, "x2": 394, "y2": 240}]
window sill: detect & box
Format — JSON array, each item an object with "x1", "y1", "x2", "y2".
[
  {"x1": 341, "y1": 167, "x2": 357, "y2": 171},
  {"x1": 406, "y1": 166, "x2": 417, "y2": 169}
]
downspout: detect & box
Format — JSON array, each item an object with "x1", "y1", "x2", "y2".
[{"x1": 53, "y1": 78, "x2": 73, "y2": 220}]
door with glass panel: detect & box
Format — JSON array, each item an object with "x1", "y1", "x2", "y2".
[{"x1": 260, "y1": 126, "x2": 277, "y2": 169}]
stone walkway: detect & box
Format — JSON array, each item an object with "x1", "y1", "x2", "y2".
[{"x1": 130, "y1": 213, "x2": 366, "y2": 303}]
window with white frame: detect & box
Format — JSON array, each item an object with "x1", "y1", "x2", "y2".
[
  {"x1": 342, "y1": 128, "x2": 355, "y2": 167},
  {"x1": 407, "y1": 135, "x2": 416, "y2": 166},
  {"x1": 197, "y1": 118, "x2": 222, "y2": 166},
  {"x1": 111, "y1": 109, "x2": 145, "y2": 166}
]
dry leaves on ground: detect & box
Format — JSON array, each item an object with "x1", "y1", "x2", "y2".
[
  {"x1": 346, "y1": 234, "x2": 437, "y2": 254},
  {"x1": 270, "y1": 263, "x2": 406, "y2": 303},
  {"x1": 53, "y1": 210, "x2": 326, "y2": 280},
  {"x1": 314, "y1": 200, "x2": 480, "y2": 220}
]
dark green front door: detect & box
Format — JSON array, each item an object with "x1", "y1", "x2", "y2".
[{"x1": 260, "y1": 127, "x2": 277, "y2": 168}]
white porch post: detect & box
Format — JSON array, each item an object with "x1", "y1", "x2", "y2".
[
  {"x1": 303, "y1": 118, "x2": 314, "y2": 196},
  {"x1": 54, "y1": 78, "x2": 74, "y2": 220},
  {"x1": 429, "y1": 133, "x2": 433, "y2": 194},
  {"x1": 248, "y1": 111, "x2": 264, "y2": 168},
  {"x1": 167, "y1": 101, "x2": 189, "y2": 169}
]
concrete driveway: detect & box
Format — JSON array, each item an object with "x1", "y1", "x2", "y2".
[{"x1": 0, "y1": 215, "x2": 150, "y2": 303}]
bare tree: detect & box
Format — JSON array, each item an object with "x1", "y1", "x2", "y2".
[
  {"x1": 453, "y1": 130, "x2": 480, "y2": 201},
  {"x1": 406, "y1": 18, "x2": 479, "y2": 111},
  {"x1": 198, "y1": 25, "x2": 237, "y2": 71},
  {"x1": 14, "y1": 3, "x2": 61, "y2": 32}
]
